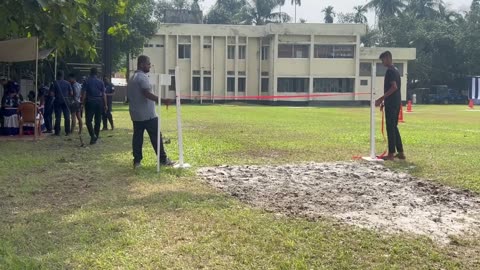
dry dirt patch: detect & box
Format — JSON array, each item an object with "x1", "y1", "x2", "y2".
[{"x1": 198, "y1": 162, "x2": 480, "y2": 243}]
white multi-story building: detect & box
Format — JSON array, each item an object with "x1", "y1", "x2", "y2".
[{"x1": 132, "y1": 23, "x2": 416, "y2": 103}]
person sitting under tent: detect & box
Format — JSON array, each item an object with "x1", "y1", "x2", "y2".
[{"x1": 27, "y1": 91, "x2": 36, "y2": 102}]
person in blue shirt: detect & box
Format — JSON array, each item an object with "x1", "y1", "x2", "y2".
[
  {"x1": 81, "y1": 68, "x2": 107, "y2": 145},
  {"x1": 50, "y1": 71, "x2": 73, "y2": 136},
  {"x1": 102, "y1": 75, "x2": 115, "y2": 130}
]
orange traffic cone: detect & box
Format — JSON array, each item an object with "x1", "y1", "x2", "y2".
[
  {"x1": 468, "y1": 99, "x2": 474, "y2": 109},
  {"x1": 407, "y1": 100, "x2": 413, "y2": 113},
  {"x1": 398, "y1": 103, "x2": 405, "y2": 123}
]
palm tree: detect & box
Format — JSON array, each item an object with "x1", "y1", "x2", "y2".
[
  {"x1": 291, "y1": 0, "x2": 301, "y2": 23},
  {"x1": 366, "y1": 0, "x2": 406, "y2": 25},
  {"x1": 438, "y1": 3, "x2": 463, "y2": 23},
  {"x1": 406, "y1": 0, "x2": 442, "y2": 19},
  {"x1": 322, "y1": 6, "x2": 335, "y2": 23},
  {"x1": 353, "y1": 5, "x2": 368, "y2": 23},
  {"x1": 278, "y1": 0, "x2": 285, "y2": 18},
  {"x1": 239, "y1": 0, "x2": 291, "y2": 25}
]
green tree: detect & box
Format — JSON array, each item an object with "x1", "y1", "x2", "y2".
[
  {"x1": 322, "y1": 6, "x2": 335, "y2": 23},
  {"x1": 460, "y1": 0, "x2": 480, "y2": 75},
  {"x1": 366, "y1": 0, "x2": 406, "y2": 26},
  {"x1": 337, "y1": 13, "x2": 355, "y2": 24},
  {"x1": 291, "y1": 0, "x2": 301, "y2": 23},
  {"x1": 0, "y1": 0, "x2": 156, "y2": 71},
  {"x1": 353, "y1": 5, "x2": 368, "y2": 23},
  {"x1": 405, "y1": 0, "x2": 442, "y2": 19},
  {"x1": 205, "y1": 0, "x2": 247, "y2": 24},
  {"x1": 109, "y1": 0, "x2": 157, "y2": 72},
  {"x1": 238, "y1": 0, "x2": 290, "y2": 25}
]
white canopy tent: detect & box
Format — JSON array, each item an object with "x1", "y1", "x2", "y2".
[{"x1": 0, "y1": 37, "x2": 54, "y2": 140}]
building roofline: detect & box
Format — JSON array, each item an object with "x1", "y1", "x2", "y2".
[{"x1": 157, "y1": 23, "x2": 367, "y2": 37}]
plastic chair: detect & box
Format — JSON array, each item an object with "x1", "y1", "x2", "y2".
[{"x1": 18, "y1": 102, "x2": 42, "y2": 136}]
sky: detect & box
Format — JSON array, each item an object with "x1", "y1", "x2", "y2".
[{"x1": 200, "y1": 0, "x2": 473, "y2": 24}]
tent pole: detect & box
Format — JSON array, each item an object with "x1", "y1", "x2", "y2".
[
  {"x1": 54, "y1": 49, "x2": 57, "y2": 78},
  {"x1": 34, "y1": 37, "x2": 39, "y2": 140}
]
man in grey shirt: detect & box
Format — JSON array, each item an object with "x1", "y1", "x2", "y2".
[{"x1": 128, "y1": 55, "x2": 172, "y2": 168}]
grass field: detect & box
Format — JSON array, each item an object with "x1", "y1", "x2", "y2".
[{"x1": 0, "y1": 104, "x2": 479, "y2": 269}]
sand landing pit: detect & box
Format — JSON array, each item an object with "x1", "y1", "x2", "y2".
[{"x1": 198, "y1": 162, "x2": 480, "y2": 243}]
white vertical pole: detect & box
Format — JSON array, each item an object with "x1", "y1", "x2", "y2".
[
  {"x1": 34, "y1": 37, "x2": 39, "y2": 141},
  {"x1": 175, "y1": 66, "x2": 185, "y2": 166},
  {"x1": 157, "y1": 75, "x2": 162, "y2": 173},
  {"x1": 369, "y1": 62, "x2": 377, "y2": 159}
]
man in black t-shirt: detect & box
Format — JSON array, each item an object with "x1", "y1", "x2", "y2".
[{"x1": 375, "y1": 51, "x2": 405, "y2": 161}]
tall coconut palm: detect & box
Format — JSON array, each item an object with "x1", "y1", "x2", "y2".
[
  {"x1": 366, "y1": 0, "x2": 406, "y2": 24},
  {"x1": 322, "y1": 6, "x2": 335, "y2": 23},
  {"x1": 291, "y1": 0, "x2": 301, "y2": 23},
  {"x1": 353, "y1": 5, "x2": 368, "y2": 23},
  {"x1": 406, "y1": 0, "x2": 442, "y2": 19},
  {"x1": 278, "y1": 0, "x2": 285, "y2": 18},
  {"x1": 239, "y1": 0, "x2": 291, "y2": 25},
  {"x1": 438, "y1": 3, "x2": 463, "y2": 23}
]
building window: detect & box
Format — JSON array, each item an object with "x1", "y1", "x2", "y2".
[
  {"x1": 313, "y1": 78, "x2": 354, "y2": 93},
  {"x1": 314, "y1": 45, "x2": 355, "y2": 58},
  {"x1": 203, "y1": 70, "x2": 211, "y2": 75},
  {"x1": 156, "y1": 44, "x2": 164, "y2": 48},
  {"x1": 238, "y1": 77, "x2": 246, "y2": 92},
  {"x1": 168, "y1": 69, "x2": 175, "y2": 75},
  {"x1": 203, "y1": 44, "x2": 212, "y2": 49},
  {"x1": 227, "y1": 77, "x2": 235, "y2": 92},
  {"x1": 169, "y1": 76, "x2": 176, "y2": 91},
  {"x1": 238, "y1": 71, "x2": 246, "y2": 76},
  {"x1": 178, "y1": 44, "x2": 191, "y2": 59},
  {"x1": 376, "y1": 63, "x2": 404, "y2": 77},
  {"x1": 203, "y1": 77, "x2": 211, "y2": 91},
  {"x1": 192, "y1": 70, "x2": 201, "y2": 76},
  {"x1": 261, "y1": 46, "x2": 269, "y2": 60},
  {"x1": 261, "y1": 72, "x2": 269, "y2": 76},
  {"x1": 360, "y1": 80, "x2": 368, "y2": 86},
  {"x1": 179, "y1": 36, "x2": 191, "y2": 43},
  {"x1": 277, "y1": 78, "x2": 309, "y2": 92},
  {"x1": 239, "y1": 45, "x2": 246, "y2": 59},
  {"x1": 227, "y1": 71, "x2": 235, "y2": 76},
  {"x1": 228, "y1": 45, "x2": 235, "y2": 59},
  {"x1": 360, "y1": 62, "x2": 372, "y2": 76},
  {"x1": 278, "y1": 44, "x2": 309, "y2": 58},
  {"x1": 192, "y1": 77, "x2": 200, "y2": 91},
  {"x1": 261, "y1": 78, "x2": 269, "y2": 92}
]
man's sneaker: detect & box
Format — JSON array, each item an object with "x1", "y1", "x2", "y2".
[
  {"x1": 133, "y1": 162, "x2": 141, "y2": 169},
  {"x1": 395, "y1": 153, "x2": 406, "y2": 160},
  {"x1": 382, "y1": 154, "x2": 395, "y2": 161},
  {"x1": 160, "y1": 158, "x2": 175, "y2": 166}
]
